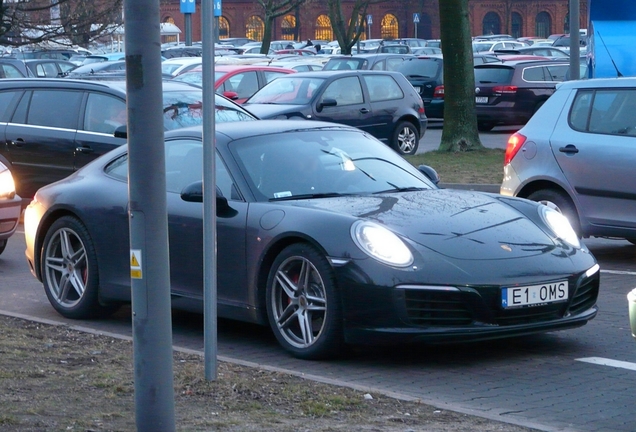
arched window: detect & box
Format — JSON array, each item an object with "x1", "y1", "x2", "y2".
[
  {"x1": 380, "y1": 14, "x2": 398, "y2": 40},
  {"x1": 511, "y1": 12, "x2": 523, "y2": 38},
  {"x1": 219, "y1": 16, "x2": 229, "y2": 38},
  {"x1": 246, "y1": 16, "x2": 264, "y2": 42},
  {"x1": 315, "y1": 15, "x2": 333, "y2": 41},
  {"x1": 281, "y1": 14, "x2": 296, "y2": 41},
  {"x1": 482, "y1": 12, "x2": 501, "y2": 35},
  {"x1": 163, "y1": 17, "x2": 177, "y2": 44},
  {"x1": 535, "y1": 12, "x2": 551, "y2": 38}
]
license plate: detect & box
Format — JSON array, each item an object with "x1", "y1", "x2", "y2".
[
  {"x1": 475, "y1": 96, "x2": 488, "y2": 104},
  {"x1": 501, "y1": 281, "x2": 568, "y2": 308}
]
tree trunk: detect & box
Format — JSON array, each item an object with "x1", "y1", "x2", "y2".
[{"x1": 438, "y1": 0, "x2": 484, "y2": 152}]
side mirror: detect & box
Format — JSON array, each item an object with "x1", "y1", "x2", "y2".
[
  {"x1": 180, "y1": 181, "x2": 237, "y2": 217},
  {"x1": 114, "y1": 125, "x2": 128, "y2": 139},
  {"x1": 418, "y1": 164, "x2": 440, "y2": 185},
  {"x1": 223, "y1": 91, "x2": 239, "y2": 100},
  {"x1": 317, "y1": 98, "x2": 337, "y2": 112}
]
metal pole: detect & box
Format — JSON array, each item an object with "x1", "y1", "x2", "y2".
[
  {"x1": 185, "y1": 13, "x2": 192, "y2": 46},
  {"x1": 202, "y1": 0, "x2": 218, "y2": 381},
  {"x1": 124, "y1": 0, "x2": 176, "y2": 429},
  {"x1": 569, "y1": 0, "x2": 581, "y2": 80}
]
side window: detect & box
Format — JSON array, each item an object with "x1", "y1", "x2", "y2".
[
  {"x1": 362, "y1": 74, "x2": 404, "y2": 102},
  {"x1": 545, "y1": 65, "x2": 568, "y2": 81},
  {"x1": 589, "y1": 89, "x2": 636, "y2": 136},
  {"x1": 0, "y1": 91, "x2": 23, "y2": 122},
  {"x1": 233, "y1": 71, "x2": 259, "y2": 100},
  {"x1": 569, "y1": 90, "x2": 593, "y2": 132},
  {"x1": 321, "y1": 76, "x2": 363, "y2": 106},
  {"x1": 1, "y1": 64, "x2": 25, "y2": 78},
  {"x1": 263, "y1": 71, "x2": 287, "y2": 84},
  {"x1": 35, "y1": 63, "x2": 58, "y2": 77},
  {"x1": 371, "y1": 60, "x2": 385, "y2": 70},
  {"x1": 83, "y1": 93, "x2": 127, "y2": 134},
  {"x1": 163, "y1": 139, "x2": 237, "y2": 198},
  {"x1": 28, "y1": 90, "x2": 82, "y2": 129},
  {"x1": 522, "y1": 66, "x2": 546, "y2": 82}
]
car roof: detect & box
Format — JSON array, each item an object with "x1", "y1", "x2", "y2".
[
  {"x1": 199, "y1": 119, "x2": 357, "y2": 142},
  {"x1": 556, "y1": 76, "x2": 636, "y2": 90},
  {"x1": 264, "y1": 69, "x2": 404, "y2": 79},
  {"x1": 0, "y1": 77, "x2": 200, "y2": 93}
]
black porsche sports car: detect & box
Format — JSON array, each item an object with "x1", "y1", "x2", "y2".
[{"x1": 24, "y1": 120, "x2": 600, "y2": 360}]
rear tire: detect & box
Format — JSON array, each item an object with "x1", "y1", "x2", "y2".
[
  {"x1": 527, "y1": 189, "x2": 581, "y2": 236},
  {"x1": 391, "y1": 121, "x2": 419, "y2": 155}
]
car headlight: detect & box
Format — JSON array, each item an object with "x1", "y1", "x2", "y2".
[
  {"x1": 0, "y1": 163, "x2": 16, "y2": 199},
  {"x1": 539, "y1": 205, "x2": 580, "y2": 248},
  {"x1": 351, "y1": 220, "x2": 413, "y2": 267}
]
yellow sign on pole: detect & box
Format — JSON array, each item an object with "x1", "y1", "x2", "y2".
[{"x1": 130, "y1": 249, "x2": 142, "y2": 279}]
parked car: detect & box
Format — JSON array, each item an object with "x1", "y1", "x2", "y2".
[
  {"x1": 473, "y1": 40, "x2": 526, "y2": 53},
  {"x1": 411, "y1": 46, "x2": 443, "y2": 56},
  {"x1": 80, "y1": 52, "x2": 126, "y2": 64},
  {"x1": 323, "y1": 53, "x2": 414, "y2": 71},
  {"x1": 243, "y1": 70, "x2": 427, "y2": 155},
  {"x1": 394, "y1": 38, "x2": 429, "y2": 48},
  {"x1": 161, "y1": 56, "x2": 203, "y2": 77},
  {"x1": 64, "y1": 60, "x2": 127, "y2": 78},
  {"x1": 0, "y1": 58, "x2": 32, "y2": 78},
  {"x1": 396, "y1": 54, "x2": 501, "y2": 119},
  {"x1": 172, "y1": 64, "x2": 296, "y2": 103},
  {"x1": 23, "y1": 59, "x2": 77, "y2": 77},
  {"x1": 0, "y1": 78, "x2": 256, "y2": 198},
  {"x1": 0, "y1": 160, "x2": 22, "y2": 255},
  {"x1": 255, "y1": 60, "x2": 324, "y2": 72},
  {"x1": 473, "y1": 59, "x2": 582, "y2": 131},
  {"x1": 216, "y1": 37, "x2": 255, "y2": 47},
  {"x1": 508, "y1": 46, "x2": 570, "y2": 59},
  {"x1": 501, "y1": 77, "x2": 636, "y2": 243},
  {"x1": 24, "y1": 120, "x2": 599, "y2": 359}
]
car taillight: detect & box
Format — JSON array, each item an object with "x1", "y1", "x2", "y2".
[
  {"x1": 493, "y1": 85, "x2": 518, "y2": 94},
  {"x1": 504, "y1": 133, "x2": 526, "y2": 165},
  {"x1": 433, "y1": 85, "x2": 444, "y2": 98}
]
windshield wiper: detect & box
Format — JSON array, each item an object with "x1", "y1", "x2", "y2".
[
  {"x1": 373, "y1": 186, "x2": 429, "y2": 194},
  {"x1": 269, "y1": 192, "x2": 348, "y2": 201}
]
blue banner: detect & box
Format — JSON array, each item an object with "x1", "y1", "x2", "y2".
[{"x1": 180, "y1": 0, "x2": 195, "y2": 14}]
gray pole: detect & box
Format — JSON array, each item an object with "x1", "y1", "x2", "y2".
[
  {"x1": 569, "y1": 0, "x2": 581, "y2": 80},
  {"x1": 202, "y1": 0, "x2": 218, "y2": 381},
  {"x1": 185, "y1": 13, "x2": 192, "y2": 46},
  {"x1": 124, "y1": 0, "x2": 176, "y2": 429}
]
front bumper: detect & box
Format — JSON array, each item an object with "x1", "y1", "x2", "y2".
[
  {"x1": 337, "y1": 260, "x2": 600, "y2": 346},
  {"x1": 0, "y1": 194, "x2": 22, "y2": 241}
]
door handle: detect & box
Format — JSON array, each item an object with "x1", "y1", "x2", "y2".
[
  {"x1": 558, "y1": 144, "x2": 579, "y2": 154},
  {"x1": 10, "y1": 138, "x2": 25, "y2": 147},
  {"x1": 76, "y1": 146, "x2": 95, "y2": 154},
  {"x1": 359, "y1": 108, "x2": 369, "y2": 114}
]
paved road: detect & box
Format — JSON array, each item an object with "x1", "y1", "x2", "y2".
[
  {"x1": 2, "y1": 228, "x2": 636, "y2": 432},
  {"x1": 418, "y1": 120, "x2": 518, "y2": 153}
]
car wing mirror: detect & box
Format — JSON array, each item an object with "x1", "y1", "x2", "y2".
[
  {"x1": 180, "y1": 180, "x2": 237, "y2": 217},
  {"x1": 223, "y1": 91, "x2": 239, "y2": 100},
  {"x1": 114, "y1": 125, "x2": 128, "y2": 139},
  {"x1": 418, "y1": 164, "x2": 440, "y2": 185},
  {"x1": 317, "y1": 98, "x2": 337, "y2": 112}
]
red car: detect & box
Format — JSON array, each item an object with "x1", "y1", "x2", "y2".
[{"x1": 172, "y1": 64, "x2": 296, "y2": 103}]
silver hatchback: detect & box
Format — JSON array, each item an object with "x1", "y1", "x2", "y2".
[{"x1": 501, "y1": 77, "x2": 636, "y2": 243}]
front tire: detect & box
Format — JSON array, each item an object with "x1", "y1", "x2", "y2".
[
  {"x1": 527, "y1": 189, "x2": 581, "y2": 236},
  {"x1": 391, "y1": 121, "x2": 419, "y2": 155},
  {"x1": 41, "y1": 216, "x2": 116, "y2": 319},
  {"x1": 266, "y1": 243, "x2": 344, "y2": 360}
]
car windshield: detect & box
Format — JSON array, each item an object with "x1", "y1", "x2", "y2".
[
  {"x1": 231, "y1": 129, "x2": 434, "y2": 201},
  {"x1": 172, "y1": 71, "x2": 203, "y2": 87},
  {"x1": 472, "y1": 42, "x2": 495, "y2": 52},
  {"x1": 246, "y1": 76, "x2": 325, "y2": 104},
  {"x1": 162, "y1": 91, "x2": 255, "y2": 129}
]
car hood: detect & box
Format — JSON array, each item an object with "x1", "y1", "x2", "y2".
[
  {"x1": 243, "y1": 103, "x2": 308, "y2": 119},
  {"x1": 288, "y1": 189, "x2": 563, "y2": 260}
]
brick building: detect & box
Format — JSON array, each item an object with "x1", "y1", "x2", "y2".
[{"x1": 159, "y1": 0, "x2": 588, "y2": 44}]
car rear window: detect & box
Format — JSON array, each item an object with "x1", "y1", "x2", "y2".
[
  {"x1": 474, "y1": 67, "x2": 514, "y2": 84},
  {"x1": 397, "y1": 59, "x2": 441, "y2": 78}
]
